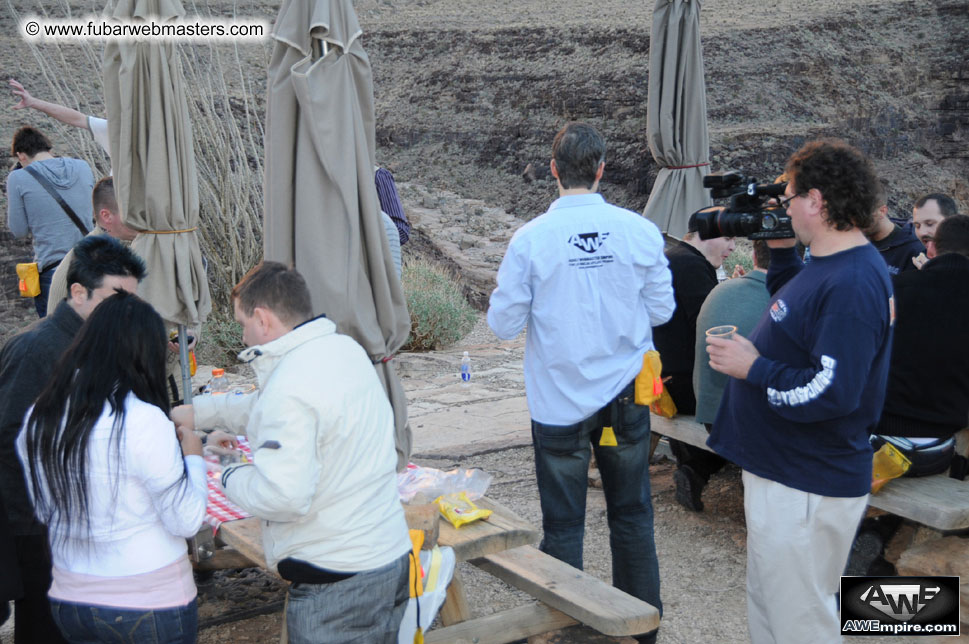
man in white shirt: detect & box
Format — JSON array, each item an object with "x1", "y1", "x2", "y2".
[{"x1": 488, "y1": 122, "x2": 674, "y2": 642}]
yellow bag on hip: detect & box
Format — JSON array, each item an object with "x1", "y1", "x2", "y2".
[
  {"x1": 16, "y1": 263, "x2": 40, "y2": 298},
  {"x1": 635, "y1": 350, "x2": 665, "y2": 405}
]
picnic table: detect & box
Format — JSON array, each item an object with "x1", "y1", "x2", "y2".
[{"x1": 203, "y1": 488, "x2": 659, "y2": 642}]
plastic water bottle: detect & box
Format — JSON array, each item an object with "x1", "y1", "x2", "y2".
[
  {"x1": 460, "y1": 351, "x2": 471, "y2": 385},
  {"x1": 207, "y1": 368, "x2": 229, "y2": 394}
]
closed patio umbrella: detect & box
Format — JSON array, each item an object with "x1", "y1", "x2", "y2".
[
  {"x1": 103, "y1": 0, "x2": 211, "y2": 401},
  {"x1": 642, "y1": 0, "x2": 713, "y2": 239},
  {"x1": 263, "y1": 0, "x2": 412, "y2": 468}
]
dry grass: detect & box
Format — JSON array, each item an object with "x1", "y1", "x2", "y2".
[{"x1": 401, "y1": 257, "x2": 476, "y2": 351}]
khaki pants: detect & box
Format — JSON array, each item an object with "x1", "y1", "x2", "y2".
[{"x1": 743, "y1": 470, "x2": 868, "y2": 644}]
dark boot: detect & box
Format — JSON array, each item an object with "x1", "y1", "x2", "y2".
[{"x1": 673, "y1": 464, "x2": 704, "y2": 512}]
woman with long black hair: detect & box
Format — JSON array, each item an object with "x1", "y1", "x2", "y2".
[{"x1": 17, "y1": 292, "x2": 207, "y2": 644}]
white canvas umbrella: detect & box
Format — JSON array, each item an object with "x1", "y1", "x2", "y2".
[{"x1": 642, "y1": 0, "x2": 713, "y2": 239}]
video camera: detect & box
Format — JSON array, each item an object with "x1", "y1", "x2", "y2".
[{"x1": 692, "y1": 172, "x2": 795, "y2": 240}]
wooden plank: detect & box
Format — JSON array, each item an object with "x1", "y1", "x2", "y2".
[
  {"x1": 426, "y1": 603, "x2": 578, "y2": 644},
  {"x1": 437, "y1": 497, "x2": 540, "y2": 562},
  {"x1": 215, "y1": 502, "x2": 440, "y2": 572},
  {"x1": 871, "y1": 476, "x2": 969, "y2": 531},
  {"x1": 652, "y1": 413, "x2": 969, "y2": 531},
  {"x1": 216, "y1": 517, "x2": 271, "y2": 571},
  {"x1": 404, "y1": 503, "x2": 440, "y2": 548},
  {"x1": 193, "y1": 547, "x2": 261, "y2": 571},
  {"x1": 650, "y1": 413, "x2": 711, "y2": 451},
  {"x1": 438, "y1": 568, "x2": 473, "y2": 626},
  {"x1": 214, "y1": 495, "x2": 537, "y2": 575},
  {"x1": 473, "y1": 545, "x2": 660, "y2": 637}
]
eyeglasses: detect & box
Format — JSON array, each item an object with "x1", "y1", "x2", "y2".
[{"x1": 778, "y1": 193, "x2": 804, "y2": 209}]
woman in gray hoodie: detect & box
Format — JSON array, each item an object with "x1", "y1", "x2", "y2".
[{"x1": 7, "y1": 126, "x2": 93, "y2": 317}]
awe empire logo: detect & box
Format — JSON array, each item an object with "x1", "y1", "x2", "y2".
[
  {"x1": 859, "y1": 583, "x2": 939, "y2": 621},
  {"x1": 569, "y1": 232, "x2": 609, "y2": 253},
  {"x1": 841, "y1": 576, "x2": 960, "y2": 637}
]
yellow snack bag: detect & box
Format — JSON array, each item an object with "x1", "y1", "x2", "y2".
[
  {"x1": 434, "y1": 492, "x2": 492, "y2": 528},
  {"x1": 635, "y1": 350, "x2": 664, "y2": 405},
  {"x1": 871, "y1": 442, "x2": 911, "y2": 493},
  {"x1": 16, "y1": 262, "x2": 41, "y2": 298}
]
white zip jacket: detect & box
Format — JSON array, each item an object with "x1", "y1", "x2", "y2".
[
  {"x1": 193, "y1": 317, "x2": 411, "y2": 573},
  {"x1": 16, "y1": 394, "x2": 207, "y2": 576}
]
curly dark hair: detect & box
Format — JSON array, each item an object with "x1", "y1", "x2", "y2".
[{"x1": 785, "y1": 139, "x2": 879, "y2": 232}]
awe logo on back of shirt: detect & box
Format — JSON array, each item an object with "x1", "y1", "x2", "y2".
[
  {"x1": 568, "y1": 232, "x2": 610, "y2": 253},
  {"x1": 567, "y1": 232, "x2": 614, "y2": 269}
]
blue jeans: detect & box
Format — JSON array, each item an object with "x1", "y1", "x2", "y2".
[
  {"x1": 531, "y1": 380, "x2": 662, "y2": 615},
  {"x1": 285, "y1": 551, "x2": 409, "y2": 644},
  {"x1": 35, "y1": 263, "x2": 57, "y2": 318},
  {"x1": 49, "y1": 598, "x2": 197, "y2": 644}
]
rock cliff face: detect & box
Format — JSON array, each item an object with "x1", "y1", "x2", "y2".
[
  {"x1": 363, "y1": 0, "x2": 968, "y2": 220},
  {"x1": 1, "y1": 0, "x2": 966, "y2": 332}
]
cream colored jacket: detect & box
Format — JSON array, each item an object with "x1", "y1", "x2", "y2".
[{"x1": 193, "y1": 317, "x2": 410, "y2": 572}]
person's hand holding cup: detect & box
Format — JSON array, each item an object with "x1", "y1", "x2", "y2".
[
  {"x1": 706, "y1": 324, "x2": 760, "y2": 379},
  {"x1": 705, "y1": 325, "x2": 737, "y2": 340}
]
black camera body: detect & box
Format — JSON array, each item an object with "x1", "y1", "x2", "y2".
[{"x1": 693, "y1": 172, "x2": 795, "y2": 240}]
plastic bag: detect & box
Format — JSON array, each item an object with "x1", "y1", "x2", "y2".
[
  {"x1": 871, "y1": 442, "x2": 912, "y2": 493},
  {"x1": 398, "y1": 543, "x2": 455, "y2": 644},
  {"x1": 397, "y1": 464, "x2": 492, "y2": 503},
  {"x1": 650, "y1": 388, "x2": 677, "y2": 418}
]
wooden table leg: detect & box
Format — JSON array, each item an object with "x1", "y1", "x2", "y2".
[
  {"x1": 280, "y1": 592, "x2": 288, "y2": 644},
  {"x1": 438, "y1": 567, "x2": 472, "y2": 626},
  {"x1": 648, "y1": 433, "x2": 661, "y2": 462}
]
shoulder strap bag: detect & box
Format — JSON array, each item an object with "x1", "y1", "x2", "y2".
[{"x1": 23, "y1": 164, "x2": 90, "y2": 236}]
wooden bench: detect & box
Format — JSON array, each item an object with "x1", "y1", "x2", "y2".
[
  {"x1": 430, "y1": 497, "x2": 659, "y2": 643},
  {"x1": 425, "y1": 545, "x2": 660, "y2": 643},
  {"x1": 650, "y1": 413, "x2": 969, "y2": 531}
]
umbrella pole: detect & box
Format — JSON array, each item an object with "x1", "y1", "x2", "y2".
[{"x1": 178, "y1": 323, "x2": 193, "y2": 405}]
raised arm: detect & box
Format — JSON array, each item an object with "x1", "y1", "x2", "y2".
[{"x1": 9, "y1": 79, "x2": 88, "y2": 130}]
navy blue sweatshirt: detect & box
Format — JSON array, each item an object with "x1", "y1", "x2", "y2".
[
  {"x1": 708, "y1": 244, "x2": 893, "y2": 497},
  {"x1": 873, "y1": 224, "x2": 924, "y2": 276}
]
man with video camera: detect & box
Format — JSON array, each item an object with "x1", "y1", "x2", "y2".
[{"x1": 703, "y1": 139, "x2": 893, "y2": 643}]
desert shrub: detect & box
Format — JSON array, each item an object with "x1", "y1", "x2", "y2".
[
  {"x1": 401, "y1": 258, "x2": 476, "y2": 351},
  {"x1": 723, "y1": 245, "x2": 753, "y2": 276},
  {"x1": 198, "y1": 308, "x2": 245, "y2": 367}
]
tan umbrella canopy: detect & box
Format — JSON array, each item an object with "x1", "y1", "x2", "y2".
[
  {"x1": 264, "y1": 0, "x2": 412, "y2": 468},
  {"x1": 642, "y1": 0, "x2": 713, "y2": 239},
  {"x1": 102, "y1": 0, "x2": 211, "y2": 330}
]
